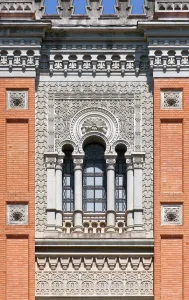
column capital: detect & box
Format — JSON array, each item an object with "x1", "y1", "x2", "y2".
[
  {"x1": 44, "y1": 152, "x2": 58, "y2": 169},
  {"x1": 73, "y1": 156, "x2": 84, "y2": 170},
  {"x1": 56, "y1": 154, "x2": 65, "y2": 169},
  {"x1": 131, "y1": 152, "x2": 145, "y2": 169},
  {"x1": 105, "y1": 155, "x2": 117, "y2": 170},
  {"x1": 125, "y1": 155, "x2": 133, "y2": 170}
]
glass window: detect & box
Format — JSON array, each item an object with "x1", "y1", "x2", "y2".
[
  {"x1": 62, "y1": 154, "x2": 74, "y2": 212},
  {"x1": 83, "y1": 144, "x2": 106, "y2": 212},
  {"x1": 115, "y1": 151, "x2": 127, "y2": 212}
]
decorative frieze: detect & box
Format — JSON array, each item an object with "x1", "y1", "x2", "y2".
[
  {"x1": 0, "y1": 0, "x2": 45, "y2": 19},
  {"x1": 36, "y1": 255, "x2": 153, "y2": 297},
  {"x1": 36, "y1": 255, "x2": 153, "y2": 272},
  {"x1": 155, "y1": 0, "x2": 189, "y2": 12},
  {"x1": 161, "y1": 204, "x2": 182, "y2": 225},
  {"x1": 7, "y1": 90, "x2": 28, "y2": 109},
  {"x1": 7, "y1": 204, "x2": 28, "y2": 225},
  {"x1": 161, "y1": 90, "x2": 182, "y2": 109},
  {"x1": 40, "y1": 53, "x2": 150, "y2": 76}
]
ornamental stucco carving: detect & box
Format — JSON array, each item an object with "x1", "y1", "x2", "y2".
[
  {"x1": 36, "y1": 255, "x2": 153, "y2": 296},
  {"x1": 36, "y1": 83, "x2": 48, "y2": 232},
  {"x1": 35, "y1": 81, "x2": 153, "y2": 233}
]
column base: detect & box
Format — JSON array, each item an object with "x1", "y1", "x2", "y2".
[
  {"x1": 127, "y1": 226, "x2": 134, "y2": 232},
  {"x1": 46, "y1": 225, "x2": 56, "y2": 231},
  {"x1": 134, "y1": 225, "x2": 144, "y2": 231},
  {"x1": 106, "y1": 225, "x2": 116, "y2": 233},
  {"x1": 56, "y1": 226, "x2": 62, "y2": 232},
  {"x1": 73, "y1": 226, "x2": 84, "y2": 233}
]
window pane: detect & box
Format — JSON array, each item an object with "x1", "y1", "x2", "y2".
[
  {"x1": 87, "y1": 189, "x2": 94, "y2": 198},
  {"x1": 95, "y1": 190, "x2": 103, "y2": 198},
  {"x1": 62, "y1": 157, "x2": 74, "y2": 212},
  {"x1": 95, "y1": 177, "x2": 103, "y2": 186},
  {"x1": 86, "y1": 202, "x2": 94, "y2": 212},
  {"x1": 86, "y1": 165, "x2": 94, "y2": 173},
  {"x1": 95, "y1": 202, "x2": 103, "y2": 212},
  {"x1": 95, "y1": 163, "x2": 103, "y2": 173},
  {"x1": 115, "y1": 153, "x2": 127, "y2": 212},
  {"x1": 83, "y1": 144, "x2": 106, "y2": 212},
  {"x1": 65, "y1": 177, "x2": 70, "y2": 185},
  {"x1": 118, "y1": 176, "x2": 123, "y2": 186},
  {"x1": 86, "y1": 177, "x2": 94, "y2": 186}
]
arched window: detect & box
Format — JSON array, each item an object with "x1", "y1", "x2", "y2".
[
  {"x1": 62, "y1": 151, "x2": 74, "y2": 212},
  {"x1": 115, "y1": 150, "x2": 127, "y2": 212},
  {"x1": 83, "y1": 144, "x2": 106, "y2": 212}
]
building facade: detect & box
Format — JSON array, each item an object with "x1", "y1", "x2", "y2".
[{"x1": 0, "y1": 0, "x2": 188, "y2": 299}]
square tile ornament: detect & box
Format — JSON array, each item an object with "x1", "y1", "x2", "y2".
[
  {"x1": 7, "y1": 90, "x2": 28, "y2": 109},
  {"x1": 161, "y1": 204, "x2": 182, "y2": 225},
  {"x1": 161, "y1": 90, "x2": 182, "y2": 109},
  {"x1": 7, "y1": 204, "x2": 28, "y2": 225}
]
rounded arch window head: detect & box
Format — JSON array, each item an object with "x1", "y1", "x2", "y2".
[
  {"x1": 62, "y1": 144, "x2": 74, "y2": 156},
  {"x1": 82, "y1": 135, "x2": 106, "y2": 152}
]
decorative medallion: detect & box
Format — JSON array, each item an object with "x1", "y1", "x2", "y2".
[{"x1": 70, "y1": 107, "x2": 119, "y2": 144}]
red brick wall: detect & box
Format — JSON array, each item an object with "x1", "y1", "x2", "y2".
[
  {"x1": 154, "y1": 79, "x2": 189, "y2": 300},
  {"x1": 161, "y1": 237, "x2": 183, "y2": 300},
  {"x1": 0, "y1": 78, "x2": 35, "y2": 300},
  {"x1": 160, "y1": 121, "x2": 183, "y2": 193},
  {"x1": 6, "y1": 236, "x2": 29, "y2": 300}
]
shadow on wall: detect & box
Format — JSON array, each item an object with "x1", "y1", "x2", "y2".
[{"x1": 44, "y1": 0, "x2": 145, "y2": 15}]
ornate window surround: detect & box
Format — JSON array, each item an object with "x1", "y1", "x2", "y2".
[
  {"x1": 44, "y1": 93, "x2": 146, "y2": 234},
  {"x1": 44, "y1": 146, "x2": 145, "y2": 233}
]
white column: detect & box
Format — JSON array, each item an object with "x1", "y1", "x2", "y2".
[
  {"x1": 132, "y1": 153, "x2": 145, "y2": 231},
  {"x1": 73, "y1": 157, "x2": 84, "y2": 232},
  {"x1": 56, "y1": 155, "x2": 64, "y2": 231},
  {"x1": 45, "y1": 152, "x2": 57, "y2": 231},
  {"x1": 106, "y1": 157, "x2": 116, "y2": 232},
  {"x1": 125, "y1": 156, "x2": 134, "y2": 231}
]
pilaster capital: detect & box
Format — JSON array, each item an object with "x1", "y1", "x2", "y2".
[
  {"x1": 73, "y1": 156, "x2": 84, "y2": 170},
  {"x1": 44, "y1": 152, "x2": 58, "y2": 169},
  {"x1": 131, "y1": 152, "x2": 145, "y2": 169},
  {"x1": 105, "y1": 155, "x2": 117, "y2": 170}
]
